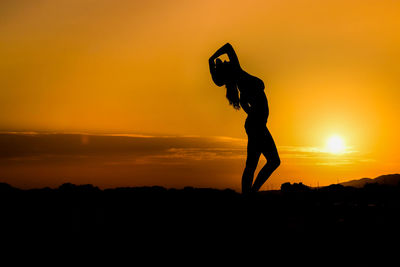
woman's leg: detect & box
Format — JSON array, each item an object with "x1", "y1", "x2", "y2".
[
  {"x1": 251, "y1": 128, "x2": 280, "y2": 192},
  {"x1": 242, "y1": 138, "x2": 261, "y2": 194}
]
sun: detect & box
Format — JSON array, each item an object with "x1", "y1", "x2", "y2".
[{"x1": 326, "y1": 135, "x2": 346, "y2": 154}]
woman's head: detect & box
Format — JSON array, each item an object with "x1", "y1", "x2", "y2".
[{"x1": 215, "y1": 58, "x2": 236, "y2": 85}]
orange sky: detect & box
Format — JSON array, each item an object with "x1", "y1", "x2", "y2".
[{"x1": 0, "y1": 0, "x2": 399, "y2": 190}]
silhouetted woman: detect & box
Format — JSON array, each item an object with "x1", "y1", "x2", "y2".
[{"x1": 209, "y1": 43, "x2": 280, "y2": 194}]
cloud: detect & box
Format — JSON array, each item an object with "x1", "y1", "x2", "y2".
[
  {"x1": 0, "y1": 132, "x2": 247, "y2": 164},
  {"x1": 0, "y1": 132, "x2": 363, "y2": 166},
  {"x1": 278, "y1": 145, "x2": 366, "y2": 166}
]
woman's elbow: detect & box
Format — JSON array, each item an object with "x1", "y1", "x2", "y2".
[{"x1": 212, "y1": 76, "x2": 224, "y2": 87}]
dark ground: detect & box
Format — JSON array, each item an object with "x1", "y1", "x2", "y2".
[{"x1": 1, "y1": 182, "x2": 399, "y2": 265}]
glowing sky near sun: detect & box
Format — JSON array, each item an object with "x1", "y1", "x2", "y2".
[{"x1": 0, "y1": 0, "x2": 399, "y2": 189}]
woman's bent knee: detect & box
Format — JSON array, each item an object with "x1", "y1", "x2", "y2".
[{"x1": 269, "y1": 156, "x2": 280, "y2": 169}]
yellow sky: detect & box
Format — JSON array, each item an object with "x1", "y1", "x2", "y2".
[{"x1": 0, "y1": 0, "x2": 399, "y2": 189}]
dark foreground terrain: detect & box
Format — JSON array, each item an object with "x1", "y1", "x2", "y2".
[{"x1": 1, "y1": 182, "x2": 400, "y2": 264}]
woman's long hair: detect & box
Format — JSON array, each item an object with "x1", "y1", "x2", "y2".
[
  {"x1": 215, "y1": 59, "x2": 240, "y2": 110},
  {"x1": 225, "y1": 82, "x2": 240, "y2": 110}
]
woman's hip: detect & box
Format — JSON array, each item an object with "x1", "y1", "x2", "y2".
[{"x1": 245, "y1": 118, "x2": 267, "y2": 136}]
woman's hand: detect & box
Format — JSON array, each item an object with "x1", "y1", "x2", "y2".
[
  {"x1": 209, "y1": 57, "x2": 215, "y2": 66},
  {"x1": 240, "y1": 94, "x2": 252, "y2": 114}
]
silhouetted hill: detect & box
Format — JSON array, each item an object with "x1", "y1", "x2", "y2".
[
  {"x1": 281, "y1": 182, "x2": 311, "y2": 192},
  {"x1": 1, "y1": 180, "x2": 400, "y2": 264},
  {"x1": 339, "y1": 173, "x2": 400, "y2": 188},
  {"x1": 0, "y1": 182, "x2": 20, "y2": 193}
]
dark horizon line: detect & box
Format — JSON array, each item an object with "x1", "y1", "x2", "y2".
[{"x1": 1, "y1": 172, "x2": 399, "y2": 192}]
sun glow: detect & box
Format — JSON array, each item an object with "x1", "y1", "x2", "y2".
[{"x1": 326, "y1": 135, "x2": 346, "y2": 154}]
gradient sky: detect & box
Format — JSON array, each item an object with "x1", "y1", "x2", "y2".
[{"x1": 1, "y1": 0, "x2": 399, "y2": 190}]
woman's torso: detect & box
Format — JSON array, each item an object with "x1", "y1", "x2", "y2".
[
  {"x1": 237, "y1": 72, "x2": 269, "y2": 118},
  {"x1": 237, "y1": 71, "x2": 269, "y2": 136}
]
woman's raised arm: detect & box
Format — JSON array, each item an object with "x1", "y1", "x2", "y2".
[{"x1": 209, "y1": 43, "x2": 241, "y2": 70}]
